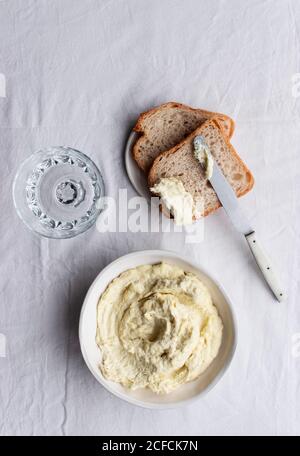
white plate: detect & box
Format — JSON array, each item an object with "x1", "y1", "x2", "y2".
[
  {"x1": 124, "y1": 130, "x2": 150, "y2": 199},
  {"x1": 79, "y1": 250, "x2": 237, "y2": 409}
]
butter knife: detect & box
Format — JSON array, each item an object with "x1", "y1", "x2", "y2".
[{"x1": 194, "y1": 135, "x2": 285, "y2": 302}]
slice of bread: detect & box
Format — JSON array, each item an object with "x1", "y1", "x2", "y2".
[
  {"x1": 148, "y1": 119, "x2": 254, "y2": 218},
  {"x1": 133, "y1": 102, "x2": 235, "y2": 172}
]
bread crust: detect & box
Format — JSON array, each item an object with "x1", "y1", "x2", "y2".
[
  {"x1": 148, "y1": 118, "x2": 254, "y2": 219},
  {"x1": 132, "y1": 102, "x2": 235, "y2": 172}
]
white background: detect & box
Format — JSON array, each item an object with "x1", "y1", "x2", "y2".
[{"x1": 0, "y1": 0, "x2": 299, "y2": 436}]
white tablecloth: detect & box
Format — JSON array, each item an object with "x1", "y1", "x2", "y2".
[{"x1": 0, "y1": 0, "x2": 299, "y2": 436}]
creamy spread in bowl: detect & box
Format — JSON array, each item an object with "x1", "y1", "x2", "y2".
[{"x1": 96, "y1": 262, "x2": 223, "y2": 394}]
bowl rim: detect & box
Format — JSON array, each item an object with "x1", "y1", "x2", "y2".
[{"x1": 79, "y1": 249, "x2": 238, "y2": 409}]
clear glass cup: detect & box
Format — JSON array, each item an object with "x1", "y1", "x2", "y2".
[{"x1": 13, "y1": 146, "x2": 105, "y2": 239}]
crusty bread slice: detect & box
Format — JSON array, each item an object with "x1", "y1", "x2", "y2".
[
  {"x1": 133, "y1": 102, "x2": 235, "y2": 172},
  {"x1": 148, "y1": 119, "x2": 254, "y2": 218}
]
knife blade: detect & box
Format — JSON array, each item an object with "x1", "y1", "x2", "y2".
[{"x1": 194, "y1": 135, "x2": 285, "y2": 302}]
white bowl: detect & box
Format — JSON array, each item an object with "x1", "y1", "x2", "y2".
[{"x1": 79, "y1": 250, "x2": 237, "y2": 409}]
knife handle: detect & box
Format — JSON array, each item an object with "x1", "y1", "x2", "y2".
[{"x1": 245, "y1": 231, "x2": 285, "y2": 302}]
